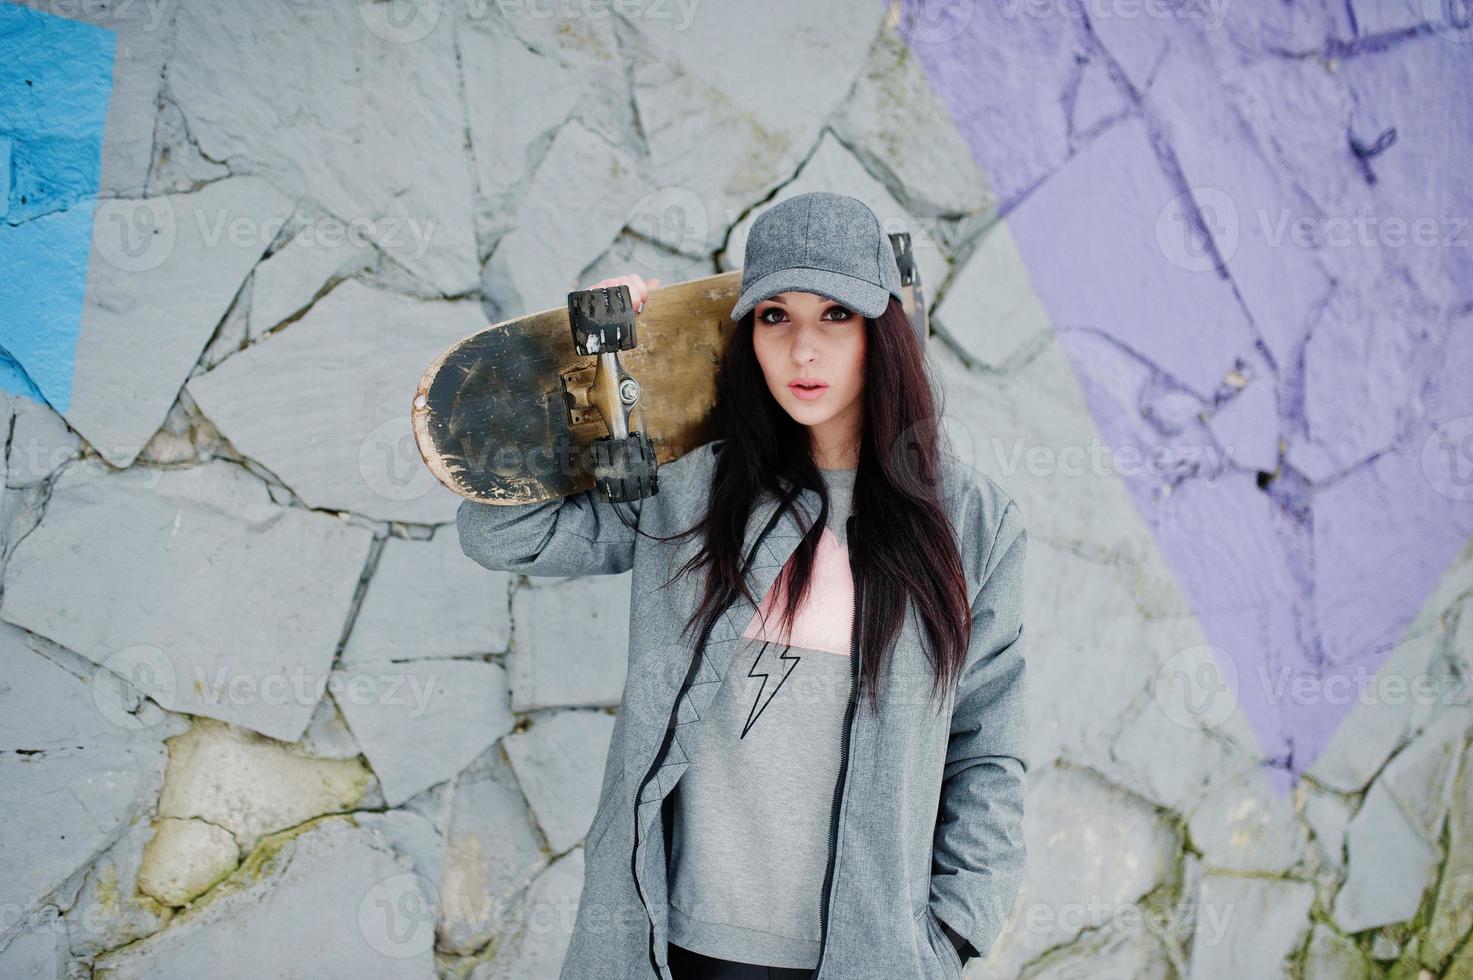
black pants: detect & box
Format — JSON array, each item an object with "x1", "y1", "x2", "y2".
[{"x1": 667, "y1": 941, "x2": 816, "y2": 979}]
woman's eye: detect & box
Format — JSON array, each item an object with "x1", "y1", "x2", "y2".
[
  {"x1": 825, "y1": 306, "x2": 854, "y2": 321},
  {"x1": 758, "y1": 310, "x2": 786, "y2": 324}
]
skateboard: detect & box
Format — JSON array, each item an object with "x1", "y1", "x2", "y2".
[{"x1": 412, "y1": 233, "x2": 928, "y2": 506}]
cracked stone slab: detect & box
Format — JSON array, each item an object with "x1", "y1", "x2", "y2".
[
  {"x1": 91, "y1": 817, "x2": 436, "y2": 979},
  {"x1": 246, "y1": 217, "x2": 376, "y2": 337},
  {"x1": 332, "y1": 658, "x2": 515, "y2": 807},
  {"x1": 61, "y1": 176, "x2": 293, "y2": 468},
  {"x1": 510, "y1": 573, "x2": 630, "y2": 711},
  {"x1": 438, "y1": 748, "x2": 550, "y2": 956},
  {"x1": 1304, "y1": 923, "x2": 1377, "y2": 980},
  {"x1": 1186, "y1": 874, "x2": 1315, "y2": 979},
  {"x1": 167, "y1": 0, "x2": 478, "y2": 295},
  {"x1": 479, "y1": 119, "x2": 652, "y2": 323},
  {"x1": 457, "y1": 13, "x2": 584, "y2": 249},
  {"x1": 1426, "y1": 735, "x2": 1473, "y2": 971},
  {"x1": 343, "y1": 530, "x2": 512, "y2": 666},
  {"x1": 3, "y1": 393, "x2": 81, "y2": 488},
  {"x1": 65, "y1": 814, "x2": 172, "y2": 962},
  {"x1": 622, "y1": 0, "x2": 885, "y2": 257},
  {"x1": 1333, "y1": 772, "x2": 1443, "y2": 932},
  {"x1": 830, "y1": 24, "x2": 994, "y2": 218},
  {"x1": 1188, "y1": 764, "x2": 1310, "y2": 873},
  {"x1": 0, "y1": 630, "x2": 177, "y2": 946},
  {"x1": 977, "y1": 763, "x2": 1179, "y2": 977},
  {"x1": 156, "y1": 719, "x2": 374, "y2": 853},
  {"x1": 0, "y1": 461, "x2": 374, "y2": 741},
  {"x1": 187, "y1": 279, "x2": 484, "y2": 523},
  {"x1": 502, "y1": 709, "x2": 616, "y2": 854},
  {"x1": 468, "y1": 848, "x2": 584, "y2": 980},
  {"x1": 934, "y1": 220, "x2": 1051, "y2": 369}
]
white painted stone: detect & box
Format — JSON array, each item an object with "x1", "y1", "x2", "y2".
[
  {"x1": 1, "y1": 462, "x2": 372, "y2": 740},
  {"x1": 831, "y1": 26, "x2": 993, "y2": 218},
  {"x1": 333, "y1": 658, "x2": 515, "y2": 806},
  {"x1": 935, "y1": 220, "x2": 1052, "y2": 369},
  {"x1": 168, "y1": 0, "x2": 478, "y2": 294},
  {"x1": 1303, "y1": 924, "x2": 1376, "y2": 980},
  {"x1": 343, "y1": 531, "x2": 512, "y2": 665},
  {"x1": 4, "y1": 393, "x2": 80, "y2": 487},
  {"x1": 1333, "y1": 778, "x2": 1441, "y2": 932},
  {"x1": 247, "y1": 223, "x2": 375, "y2": 337},
  {"x1": 1306, "y1": 625, "x2": 1439, "y2": 792},
  {"x1": 1188, "y1": 764, "x2": 1310, "y2": 873},
  {"x1": 297, "y1": 692, "x2": 363, "y2": 761},
  {"x1": 479, "y1": 120, "x2": 652, "y2": 322},
  {"x1": 91, "y1": 818, "x2": 436, "y2": 979},
  {"x1": 352, "y1": 807, "x2": 446, "y2": 911},
  {"x1": 458, "y1": 15, "x2": 584, "y2": 244},
  {"x1": 1187, "y1": 874, "x2": 1315, "y2": 979},
  {"x1": 625, "y1": 0, "x2": 883, "y2": 257},
  {"x1": 1426, "y1": 741, "x2": 1473, "y2": 970},
  {"x1": 468, "y1": 848, "x2": 585, "y2": 980},
  {"x1": 510, "y1": 573, "x2": 630, "y2": 711},
  {"x1": 187, "y1": 280, "x2": 484, "y2": 523},
  {"x1": 1301, "y1": 784, "x2": 1352, "y2": 874},
  {"x1": 65, "y1": 815, "x2": 173, "y2": 960},
  {"x1": 67, "y1": 176, "x2": 292, "y2": 468},
  {"x1": 977, "y1": 764, "x2": 1179, "y2": 977},
  {"x1": 1377, "y1": 708, "x2": 1469, "y2": 844},
  {"x1": 0, "y1": 634, "x2": 176, "y2": 945},
  {"x1": 502, "y1": 709, "x2": 617, "y2": 854},
  {"x1": 438, "y1": 748, "x2": 551, "y2": 956}
]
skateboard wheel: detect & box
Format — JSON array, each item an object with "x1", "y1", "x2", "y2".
[
  {"x1": 592, "y1": 432, "x2": 659, "y2": 503},
  {"x1": 568, "y1": 284, "x2": 640, "y2": 356}
]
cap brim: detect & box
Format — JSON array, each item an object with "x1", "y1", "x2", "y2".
[{"x1": 730, "y1": 267, "x2": 891, "y2": 321}]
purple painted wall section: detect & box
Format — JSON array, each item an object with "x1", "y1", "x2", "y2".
[{"x1": 897, "y1": 0, "x2": 1473, "y2": 792}]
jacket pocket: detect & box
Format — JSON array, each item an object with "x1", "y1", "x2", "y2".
[
  {"x1": 585, "y1": 770, "x2": 627, "y2": 856},
  {"x1": 917, "y1": 904, "x2": 964, "y2": 979}
]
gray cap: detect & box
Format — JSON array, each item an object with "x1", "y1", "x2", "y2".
[{"x1": 730, "y1": 191, "x2": 904, "y2": 321}]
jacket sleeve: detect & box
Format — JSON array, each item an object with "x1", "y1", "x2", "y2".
[
  {"x1": 929, "y1": 498, "x2": 1029, "y2": 963},
  {"x1": 455, "y1": 489, "x2": 643, "y2": 577}
]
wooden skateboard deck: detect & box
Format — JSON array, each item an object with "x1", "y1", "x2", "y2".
[{"x1": 413, "y1": 235, "x2": 928, "y2": 506}]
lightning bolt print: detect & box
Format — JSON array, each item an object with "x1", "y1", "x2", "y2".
[{"x1": 741, "y1": 640, "x2": 801, "y2": 739}]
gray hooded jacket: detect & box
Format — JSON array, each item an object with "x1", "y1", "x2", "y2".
[{"x1": 456, "y1": 438, "x2": 1029, "y2": 979}]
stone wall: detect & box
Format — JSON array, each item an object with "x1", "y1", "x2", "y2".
[{"x1": 0, "y1": 1, "x2": 1470, "y2": 978}]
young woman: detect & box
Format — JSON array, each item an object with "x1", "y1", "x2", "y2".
[{"x1": 457, "y1": 192, "x2": 1029, "y2": 980}]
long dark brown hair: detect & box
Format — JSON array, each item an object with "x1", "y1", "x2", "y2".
[{"x1": 618, "y1": 295, "x2": 972, "y2": 716}]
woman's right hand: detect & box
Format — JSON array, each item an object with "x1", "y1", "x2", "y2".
[{"x1": 589, "y1": 274, "x2": 662, "y2": 313}]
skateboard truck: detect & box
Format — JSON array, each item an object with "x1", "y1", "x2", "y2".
[
  {"x1": 888, "y1": 231, "x2": 928, "y2": 342},
  {"x1": 565, "y1": 284, "x2": 660, "y2": 504}
]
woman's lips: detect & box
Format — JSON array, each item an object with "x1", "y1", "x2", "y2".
[{"x1": 788, "y1": 380, "x2": 829, "y2": 401}]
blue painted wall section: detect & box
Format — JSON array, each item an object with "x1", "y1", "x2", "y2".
[{"x1": 0, "y1": 3, "x2": 116, "y2": 410}]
